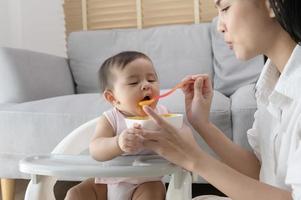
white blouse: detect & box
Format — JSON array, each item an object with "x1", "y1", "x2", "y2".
[{"x1": 247, "y1": 45, "x2": 301, "y2": 199}]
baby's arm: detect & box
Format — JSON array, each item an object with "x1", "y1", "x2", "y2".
[{"x1": 89, "y1": 115, "x2": 123, "y2": 161}]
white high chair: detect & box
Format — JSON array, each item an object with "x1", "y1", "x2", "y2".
[{"x1": 19, "y1": 117, "x2": 192, "y2": 200}]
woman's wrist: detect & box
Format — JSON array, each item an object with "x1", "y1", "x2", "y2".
[
  {"x1": 185, "y1": 147, "x2": 205, "y2": 173},
  {"x1": 194, "y1": 121, "x2": 212, "y2": 136}
]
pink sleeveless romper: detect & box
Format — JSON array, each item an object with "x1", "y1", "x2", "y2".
[{"x1": 95, "y1": 105, "x2": 168, "y2": 200}]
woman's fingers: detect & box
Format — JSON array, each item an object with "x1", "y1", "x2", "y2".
[
  {"x1": 193, "y1": 75, "x2": 212, "y2": 99},
  {"x1": 141, "y1": 129, "x2": 162, "y2": 140},
  {"x1": 194, "y1": 77, "x2": 204, "y2": 99},
  {"x1": 181, "y1": 74, "x2": 211, "y2": 95},
  {"x1": 181, "y1": 75, "x2": 197, "y2": 92},
  {"x1": 181, "y1": 74, "x2": 204, "y2": 82},
  {"x1": 142, "y1": 106, "x2": 176, "y2": 133},
  {"x1": 202, "y1": 75, "x2": 213, "y2": 98},
  {"x1": 142, "y1": 139, "x2": 160, "y2": 152},
  {"x1": 181, "y1": 75, "x2": 194, "y2": 85}
]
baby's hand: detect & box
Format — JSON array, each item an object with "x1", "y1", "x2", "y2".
[{"x1": 118, "y1": 126, "x2": 143, "y2": 153}]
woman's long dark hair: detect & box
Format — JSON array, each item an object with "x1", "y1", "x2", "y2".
[{"x1": 269, "y1": 0, "x2": 301, "y2": 44}]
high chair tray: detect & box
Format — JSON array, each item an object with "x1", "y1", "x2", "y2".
[{"x1": 19, "y1": 154, "x2": 178, "y2": 179}]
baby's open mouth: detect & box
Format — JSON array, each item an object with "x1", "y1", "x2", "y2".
[
  {"x1": 138, "y1": 95, "x2": 155, "y2": 107},
  {"x1": 141, "y1": 96, "x2": 151, "y2": 101}
]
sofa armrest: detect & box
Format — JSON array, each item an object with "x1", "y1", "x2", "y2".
[{"x1": 0, "y1": 47, "x2": 75, "y2": 103}]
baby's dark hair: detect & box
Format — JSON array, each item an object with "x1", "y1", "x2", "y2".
[{"x1": 98, "y1": 51, "x2": 152, "y2": 92}]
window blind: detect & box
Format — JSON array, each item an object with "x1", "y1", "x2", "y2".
[
  {"x1": 64, "y1": 0, "x2": 83, "y2": 35},
  {"x1": 64, "y1": 0, "x2": 217, "y2": 34},
  {"x1": 87, "y1": 0, "x2": 137, "y2": 30},
  {"x1": 200, "y1": 0, "x2": 218, "y2": 22},
  {"x1": 142, "y1": 0, "x2": 194, "y2": 27}
]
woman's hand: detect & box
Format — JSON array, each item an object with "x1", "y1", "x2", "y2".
[
  {"x1": 141, "y1": 106, "x2": 203, "y2": 171},
  {"x1": 118, "y1": 127, "x2": 143, "y2": 153},
  {"x1": 182, "y1": 74, "x2": 213, "y2": 131}
]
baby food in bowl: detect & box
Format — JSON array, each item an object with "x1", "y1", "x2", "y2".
[{"x1": 125, "y1": 113, "x2": 183, "y2": 130}]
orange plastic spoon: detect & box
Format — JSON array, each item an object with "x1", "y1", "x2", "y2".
[{"x1": 138, "y1": 80, "x2": 194, "y2": 107}]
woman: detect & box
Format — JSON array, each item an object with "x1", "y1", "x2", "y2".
[{"x1": 140, "y1": 0, "x2": 301, "y2": 199}]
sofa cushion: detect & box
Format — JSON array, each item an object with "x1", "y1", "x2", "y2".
[
  {"x1": 0, "y1": 89, "x2": 230, "y2": 178},
  {"x1": 230, "y1": 84, "x2": 257, "y2": 150},
  {"x1": 0, "y1": 94, "x2": 107, "y2": 178},
  {"x1": 210, "y1": 18, "x2": 264, "y2": 96},
  {"x1": 68, "y1": 24, "x2": 213, "y2": 93},
  {"x1": 0, "y1": 94, "x2": 108, "y2": 155}
]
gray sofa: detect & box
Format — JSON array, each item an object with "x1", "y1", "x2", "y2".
[{"x1": 0, "y1": 20, "x2": 263, "y2": 182}]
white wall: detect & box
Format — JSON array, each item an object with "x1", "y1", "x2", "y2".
[
  {"x1": 0, "y1": 0, "x2": 21, "y2": 48},
  {"x1": 0, "y1": 0, "x2": 66, "y2": 57},
  {"x1": 0, "y1": 0, "x2": 10, "y2": 47}
]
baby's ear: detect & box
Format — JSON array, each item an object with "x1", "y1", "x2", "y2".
[
  {"x1": 265, "y1": 0, "x2": 276, "y2": 18},
  {"x1": 103, "y1": 90, "x2": 117, "y2": 105}
]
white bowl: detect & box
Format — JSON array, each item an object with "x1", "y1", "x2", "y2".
[{"x1": 125, "y1": 113, "x2": 183, "y2": 130}]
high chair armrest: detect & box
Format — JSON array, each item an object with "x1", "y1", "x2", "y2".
[
  {"x1": 20, "y1": 116, "x2": 193, "y2": 200},
  {"x1": 20, "y1": 154, "x2": 191, "y2": 200}
]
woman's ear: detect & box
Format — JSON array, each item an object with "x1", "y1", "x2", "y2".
[
  {"x1": 265, "y1": 0, "x2": 276, "y2": 18},
  {"x1": 103, "y1": 90, "x2": 119, "y2": 106}
]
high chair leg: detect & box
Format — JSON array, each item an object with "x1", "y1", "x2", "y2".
[
  {"x1": 166, "y1": 169, "x2": 192, "y2": 200},
  {"x1": 25, "y1": 176, "x2": 56, "y2": 200},
  {"x1": 1, "y1": 178, "x2": 15, "y2": 200}
]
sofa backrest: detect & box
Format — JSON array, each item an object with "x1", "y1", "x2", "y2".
[
  {"x1": 67, "y1": 23, "x2": 213, "y2": 93},
  {"x1": 0, "y1": 47, "x2": 75, "y2": 103}
]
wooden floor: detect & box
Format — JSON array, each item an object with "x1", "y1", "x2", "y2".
[
  {"x1": 1, "y1": 180, "x2": 226, "y2": 200},
  {"x1": 0, "y1": 180, "x2": 77, "y2": 200}
]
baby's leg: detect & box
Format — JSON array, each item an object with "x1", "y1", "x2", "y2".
[
  {"x1": 132, "y1": 181, "x2": 166, "y2": 200},
  {"x1": 65, "y1": 178, "x2": 107, "y2": 200}
]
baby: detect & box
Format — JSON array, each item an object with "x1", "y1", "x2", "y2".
[{"x1": 65, "y1": 51, "x2": 168, "y2": 200}]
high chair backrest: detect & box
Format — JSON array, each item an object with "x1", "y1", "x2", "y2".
[{"x1": 52, "y1": 117, "x2": 99, "y2": 155}]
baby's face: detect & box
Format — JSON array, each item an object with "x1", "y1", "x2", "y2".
[{"x1": 111, "y1": 58, "x2": 160, "y2": 116}]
